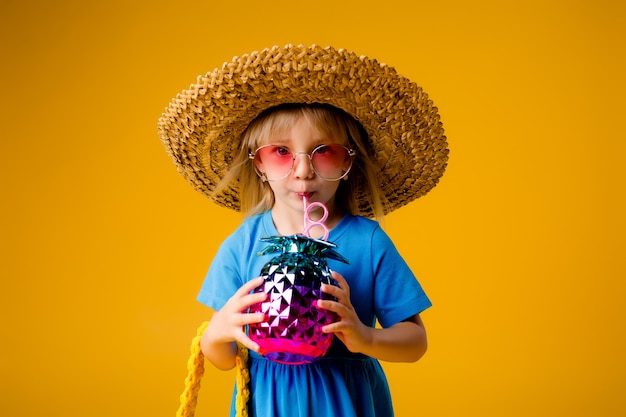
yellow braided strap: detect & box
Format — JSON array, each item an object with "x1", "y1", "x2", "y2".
[
  {"x1": 176, "y1": 322, "x2": 251, "y2": 417},
  {"x1": 234, "y1": 343, "x2": 250, "y2": 417},
  {"x1": 176, "y1": 321, "x2": 209, "y2": 417}
]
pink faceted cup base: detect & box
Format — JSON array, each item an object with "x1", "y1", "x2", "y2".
[{"x1": 254, "y1": 337, "x2": 333, "y2": 365}]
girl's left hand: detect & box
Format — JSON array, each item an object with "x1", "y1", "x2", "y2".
[{"x1": 318, "y1": 271, "x2": 372, "y2": 354}]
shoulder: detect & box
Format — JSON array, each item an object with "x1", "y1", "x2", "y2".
[
  {"x1": 223, "y1": 212, "x2": 266, "y2": 240},
  {"x1": 337, "y1": 214, "x2": 379, "y2": 234},
  {"x1": 215, "y1": 212, "x2": 270, "y2": 257},
  {"x1": 330, "y1": 215, "x2": 398, "y2": 263},
  {"x1": 236, "y1": 211, "x2": 267, "y2": 233},
  {"x1": 337, "y1": 215, "x2": 393, "y2": 244}
]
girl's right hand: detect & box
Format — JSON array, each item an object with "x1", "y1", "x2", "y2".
[{"x1": 201, "y1": 277, "x2": 267, "y2": 368}]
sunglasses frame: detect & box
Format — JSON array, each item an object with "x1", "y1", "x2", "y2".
[{"x1": 249, "y1": 144, "x2": 356, "y2": 182}]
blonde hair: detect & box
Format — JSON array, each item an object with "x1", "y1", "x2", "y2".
[{"x1": 215, "y1": 103, "x2": 386, "y2": 222}]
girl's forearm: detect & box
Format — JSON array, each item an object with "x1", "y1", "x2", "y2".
[
  {"x1": 200, "y1": 320, "x2": 238, "y2": 370},
  {"x1": 360, "y1": 319, "x2": 428, "y2": 363}
]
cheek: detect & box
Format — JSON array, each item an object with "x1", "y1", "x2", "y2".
[
  {"x1": 264, "y1": 180, "x2": 282, "y2": 196},
  {"x1": 319, "y1": 181, "x2": 342, "y2": 201}
]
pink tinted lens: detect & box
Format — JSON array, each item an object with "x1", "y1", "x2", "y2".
[
  {"x1": 311, "y1": 145, "x2": 352, "y2": 179},
  {"x1": 255, "y1": 146, "x2": 293, "y2": 180}
]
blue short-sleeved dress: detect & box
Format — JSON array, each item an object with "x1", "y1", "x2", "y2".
[{"x1": 197, "y1": 211, "x2": 431, "y2": 416}]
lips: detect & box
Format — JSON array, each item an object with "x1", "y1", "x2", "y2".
[{"x1": 296, "y1": 192, "x2": 314, "y2": 200}]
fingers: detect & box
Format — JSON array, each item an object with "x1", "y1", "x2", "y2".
[
  {"x1": 239, "y1": 338, "x2": 261, "y2": 353},
  {"x1": 241, "y1": 291, "x2": 268, "y2": 312},
  {"x1": 228, "y1": 277, "x2": 267, "y2": 312},
  {"x1": 203, "y1": 277, "x2": 270, "y2": 357},
  {"x1": 233, "y1": 310, "x2": 266, "y2": 327},
  {"x1": 318, "y1": 271, "x2": 355, "y2": 322},
  {"x1": 236, "y1": 276, "x2": 265, "y2": 295},
  {"x1": 330, "y1": 270, "x2": 347, "y2": 287},
  {"x1": 321, "y1": 270, "x2": 349, "y2": 301},
  {"x1": 234, "y1": 330, "x2": 261, "y2": 353}
]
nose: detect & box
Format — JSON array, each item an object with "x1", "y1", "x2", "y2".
[{"x1": 292, "y1": 153, "x2": 315, "y2": 179}]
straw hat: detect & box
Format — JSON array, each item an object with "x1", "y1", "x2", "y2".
[{"x1": 158, "y1": 44, "x2": 448, "y2": 216}]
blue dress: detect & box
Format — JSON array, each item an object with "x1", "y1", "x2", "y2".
[{"x1": 197, "y1": 211, "x2": 431, "y2": 416}]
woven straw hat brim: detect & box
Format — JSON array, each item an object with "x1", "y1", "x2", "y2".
[{"x1": 158, "y1": 44, "x2": 448, "y2": 216}]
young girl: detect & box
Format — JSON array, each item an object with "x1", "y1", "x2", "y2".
[{"x1": 158, "y1": 45, "x2": 448, "y2": 417}]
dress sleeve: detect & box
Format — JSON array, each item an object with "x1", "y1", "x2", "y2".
[
  {"x1": 196, "y1": 233, "x2": 246, "y2": 310},
  {"x1": 370, "y1": 226, "x2": 432, "y2": 328}
]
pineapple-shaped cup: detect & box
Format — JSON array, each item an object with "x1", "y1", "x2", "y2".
[{"x1": 248, "y1": 234, "x2": 349, "y2": 364}]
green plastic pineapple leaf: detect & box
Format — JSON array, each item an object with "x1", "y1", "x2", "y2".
[{"x1": 257, "y1": 235, "x2": 349, "y2": 264}]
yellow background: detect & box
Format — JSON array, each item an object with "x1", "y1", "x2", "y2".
[{"x1": 1, "y1": 0, "x2": 624, "y2": 416}]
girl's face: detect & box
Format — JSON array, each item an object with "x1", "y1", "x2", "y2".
[{"x1": 252, "y1": 116, "x2": 348, "y2": 217}]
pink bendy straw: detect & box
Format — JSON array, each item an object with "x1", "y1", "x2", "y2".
[{"x1": 302, "y1": 196, "x2": 329, "y2": 240}]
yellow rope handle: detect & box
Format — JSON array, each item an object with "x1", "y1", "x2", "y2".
[
  {"x1": 234, "y1": 342, "x2": 250, "y2": 417},
  {"x1": 176, "y1": 321, "x2": 250, "y2": 417},
  {"x1": 176, "y1": 321, "x2": 209, "y2": 417}
]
